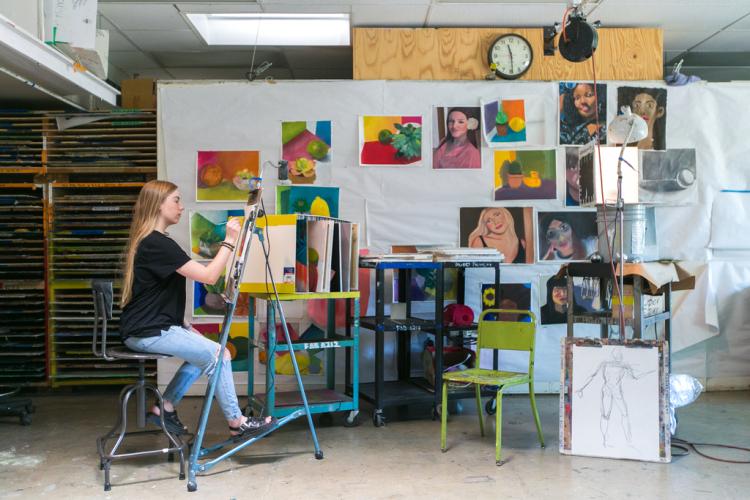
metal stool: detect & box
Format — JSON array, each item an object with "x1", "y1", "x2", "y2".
[
  {"x1": 92, "y1": 280, "x2": 187, "y2": 492},
  {"x1": 0, "y1": 386, "x2": 34, "y2": 425}
]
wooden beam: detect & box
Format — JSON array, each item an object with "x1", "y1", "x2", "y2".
[{"x1": 353, "y1": 28, "x2": 663, "y2": 81}]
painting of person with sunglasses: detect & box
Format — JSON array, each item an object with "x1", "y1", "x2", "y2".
[{"x1": 537, "y1": 211, "x2": 598, "y2": 262}]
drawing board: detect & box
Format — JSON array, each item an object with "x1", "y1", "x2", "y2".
[{"x1": 560, "y1": 338, "x2": 670, "y2": 463}]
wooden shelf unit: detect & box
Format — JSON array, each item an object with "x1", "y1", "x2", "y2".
[{"x1": 0, "y1": 109, "x2": 157, "y2": 387}]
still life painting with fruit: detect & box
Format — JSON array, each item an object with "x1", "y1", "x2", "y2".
[
  {"x1": 196, "y1": 150, "x2": 260, "y2": 201},
  {"x1": 481, "y1": 98, "x2": 527, "y2": 146},
  {"x1": 281, "y1": 120, "x2": 332, "y2": 184},
  {"x1": 493, "y1": 149, "x2": 557, "y2": 201}
]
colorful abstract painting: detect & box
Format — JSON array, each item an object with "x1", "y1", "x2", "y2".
[
  {"x1": 281, "y1": 120, "x2": 332, "y2": 184},
  {"x1": 196, "y1": 150, "x2": 260, "y2": 201},
  {"x1": 193, "y1": 266, "x2": 251, "y2": 318},
  {"x1": 494, "y1": 149, "x2": 556, "y2": 201},
  {"x1": 192, "y1": 322, "x2": 250, "y2": 372},
  {"x1": 359, "y1": 115, "x2": 422, "y2": 166},
  {"x1": 276, "y1": 185, "x2": 339, "y2": 218},
  {"x1": 189, "y1": 209, "x2": 244, "y2": 259},
  {"x1": 259, "y1": 322, "x2": 325, "y2": 377},
  {"x1": 481, "y1": 99, "x2": 527, "y2": 146}
]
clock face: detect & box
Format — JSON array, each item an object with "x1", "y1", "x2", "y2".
[{"x1": 488, "y1": 34, "x2": 533, "y2": 80}]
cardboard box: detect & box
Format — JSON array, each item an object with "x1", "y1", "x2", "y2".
[
  {"x1": 121, "y1": 78, "x2": 156, "y2": 109},
  {"x1": 612, "y1": 284, "x2": 665, "y2": 320}
]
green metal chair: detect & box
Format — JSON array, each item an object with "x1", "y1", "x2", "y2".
[{"x1": 440, "y1": 309, "x2": 544, "y2": 465}]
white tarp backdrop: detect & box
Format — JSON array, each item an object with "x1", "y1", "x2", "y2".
[{"x1": 157, "y1": 80, "x2": 750, "y2": 394}]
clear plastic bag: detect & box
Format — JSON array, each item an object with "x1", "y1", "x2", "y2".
[{"x1": 669, "y1": 374, "x2": 704, "y2": 435}]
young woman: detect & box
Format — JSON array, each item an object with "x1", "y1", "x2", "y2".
[
  {"x1": 432, "y1": 107, "x2": 481, "y2": 169},
  {"x1": 468, "y1": 207, "x2": 527, "y2": 264},
  {"x1": 119, "y1": 180, "x2": 274, "y2": 439},
  {"x1": 559, "y1": 82, "x2": 607, "y2": 145}
]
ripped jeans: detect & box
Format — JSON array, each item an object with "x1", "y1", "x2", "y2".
[{"x1": 124, "y1": 325, "x2": 242, "y2": 421}]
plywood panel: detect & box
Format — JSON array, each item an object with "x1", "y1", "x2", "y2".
[{"x1": 353, "y1": 28, "x2": 662, "y2": 81}]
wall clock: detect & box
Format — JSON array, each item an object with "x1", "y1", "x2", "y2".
[{"x1": 488, "y1": 34, "x2": 533, "y2": 80}]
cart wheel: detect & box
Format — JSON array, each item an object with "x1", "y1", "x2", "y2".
[
  {"x1": 187, "y1": 481, "x2": 197, "y2": 492},
  {"x1": 318, "y1": 413, "x2": 333, "y2": 427},
  {"x1": 315, "y1": 450, "x2": 324, "y2": 460},
  {"x1": 372, "y1": 411, "x2": 385, "y2": 427},
  {"x1": 485, "y1": 399, "x2": 496, "y2": 415},
  {"x1": 343, "y1": 411, "x2": 360, "y2": 428},
  {"x1": 20, "y1": 413, "x2": 32, "y2": 426}
]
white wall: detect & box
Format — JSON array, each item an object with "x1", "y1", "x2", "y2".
[
  {"x1": 157, "y1": 79, "x2": 750, "y2": 394},
  {"x1": 0, "y1": 0, "x2": 42, "y2": 38}
]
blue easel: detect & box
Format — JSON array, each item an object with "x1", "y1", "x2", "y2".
[{"x1": 186, "y1": 178, "x2": 322, "y2": 492}]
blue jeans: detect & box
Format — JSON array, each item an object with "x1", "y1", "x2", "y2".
[{"x1": 124, "y1": 325, "x2": 242, "y2": 421}]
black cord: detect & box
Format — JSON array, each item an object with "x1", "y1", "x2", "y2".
[
  {"x1": 257, "y1": 197, "x2": 275, "y2": 398},
  {"x1": 672, "y1": 437, "x2": 750, "y2": 463}
]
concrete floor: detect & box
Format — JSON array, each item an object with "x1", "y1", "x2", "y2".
[{"x1": 0, "y1": 390, "x2": 748, "y2": 499}]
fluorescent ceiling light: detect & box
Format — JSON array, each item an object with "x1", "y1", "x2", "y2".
[{"x1": 185, "y1": 13, "x2": 350, "y2": 46}]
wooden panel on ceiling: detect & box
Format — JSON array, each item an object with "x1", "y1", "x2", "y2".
[{"x1": 353, "y1": 28, "x2": 663, "y2": 81}]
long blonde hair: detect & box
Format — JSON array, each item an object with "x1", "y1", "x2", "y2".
[
  {"x1": 121, "y1": 180, "x2": 178, "y2": 307},
  {"x1": 468, "y1": 207, "x2": 518, "y2": 243}
]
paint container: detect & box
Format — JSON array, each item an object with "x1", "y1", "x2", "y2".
[{"x1": 595, "y1": 203, "x2": 657, "y2": 262}]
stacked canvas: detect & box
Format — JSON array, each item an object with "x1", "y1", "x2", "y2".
[
  {"x1": 232, "y1": 212, "x2": 365, "y2": 295},
  {"x1": 432, "y1": 247, "x2": 503, "y2": 262},
  {"x1": 295, "y1": 215, "x2": 359, "y2": 293},
  {"x1": 273, "y1": 185, "x2": 359, "y2": 293}
]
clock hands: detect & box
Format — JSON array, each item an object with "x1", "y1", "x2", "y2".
[{"x1": 507, "y1": 44, "x2": 514, "y2": 72}]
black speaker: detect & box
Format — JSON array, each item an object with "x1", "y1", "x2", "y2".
[{"x1": 559, "y1": 16, "x2": 598, "y2": 63}]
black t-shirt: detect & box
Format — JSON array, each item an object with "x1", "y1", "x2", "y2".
[{"x1": 120, "y1": 231, "x2": 191, "y2": 340}]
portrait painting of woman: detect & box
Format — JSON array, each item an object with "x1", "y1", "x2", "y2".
[
  {"x1": 432, "y1": 106, "x2": 482, "y2": 169},
  {"x1": 459, "y1": 206, "x2": 535, "y2": 264},
  {"x1": 559, "y1": 82, "x2": 607, "y2": 145}
]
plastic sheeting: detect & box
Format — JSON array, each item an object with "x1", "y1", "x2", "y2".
[{"x1": 157, "y1": 80, "x2": 750, "y2": 392}]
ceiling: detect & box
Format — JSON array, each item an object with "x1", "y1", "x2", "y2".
[
  {"x1": 2, "y1": 0, "x2": 750, "y2": 109},
  {"x1": 96, "y1": 0, "x2": 750, "y2": 84}
]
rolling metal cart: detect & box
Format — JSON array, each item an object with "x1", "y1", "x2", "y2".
[
  {"x1": 245, "y1": 291, "x2": 360, "y2": 427},
  {"x1": 358, "y1": 259, "x2": 501, "y2": 426}
]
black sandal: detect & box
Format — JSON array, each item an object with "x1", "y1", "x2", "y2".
[
  {"x1": 147, "y1": 409, "x2": 189, "y2": 435},
  {"x1": 229, "y1": 416, "x2": 277, "y2": 442}
]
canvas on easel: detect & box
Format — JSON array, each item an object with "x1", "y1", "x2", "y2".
[
  {"x1": 560, "y1": 338, "x2": 670, "y2": 463},
  {"x1": 239, "y1": 214, "x2": 297, "y2": 294}
]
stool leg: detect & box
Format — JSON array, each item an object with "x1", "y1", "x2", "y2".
[
  {"x1": 103, "y1": 460, "x2": 111, "y2": 492},
  {"x1": 146, "y1": 383, "x2": 187, "y2": 479},
  {"x1": 136, "y1": 361, "x2": 146, "y2": 429},
  {"x1": 109, "y1": 386, "x2": 136, "y2": 457}
]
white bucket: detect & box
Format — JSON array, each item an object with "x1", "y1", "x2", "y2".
[{"x1": 596, "y1": 204, "x2": 656, "y2": 262}]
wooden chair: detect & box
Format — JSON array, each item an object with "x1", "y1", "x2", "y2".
[{"x1": 440, "y1": 309, "x2": 544, "y2": 465}]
